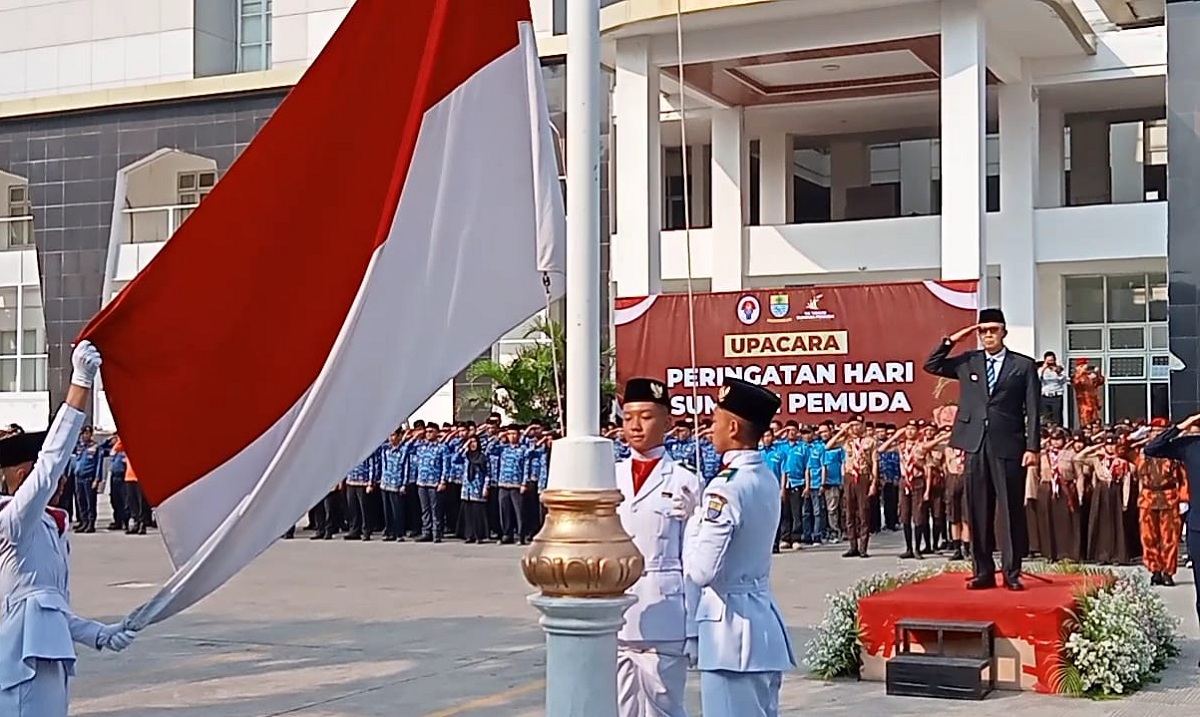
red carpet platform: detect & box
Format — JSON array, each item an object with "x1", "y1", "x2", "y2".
[{"x1": 857, "y1": 571, "x2": 1109, "y2": 692}]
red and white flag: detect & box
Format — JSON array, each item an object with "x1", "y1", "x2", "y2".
[{"x1": 79, "y1": 0, "x2": 564, "y2": 626}]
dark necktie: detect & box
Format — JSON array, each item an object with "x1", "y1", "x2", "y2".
[{"x1": 987, "y1": 357, "x2": 998, "y2": 393}]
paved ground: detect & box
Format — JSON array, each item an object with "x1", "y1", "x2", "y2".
[{"x1": 68, "y1": 524, "x2": 1200, "y2": 717}]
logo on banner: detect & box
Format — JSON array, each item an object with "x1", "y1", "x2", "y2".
[
  {"x1": 796, "y1": 293, "x2": 836, "y2": 321},
  {"x1": 768, "y1": 294, "x2": 790, "y2": 322},
  {"x1": 737, "y1": 295, "x2": 761, "y2": 325}
]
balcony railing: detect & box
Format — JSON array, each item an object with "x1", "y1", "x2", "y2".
[
  {"x1": 122, "y1": 204, "x2": 197, "y2": 244},
  {"x1": 0, "y1": 216, "x2": 34, "y2": 251}
]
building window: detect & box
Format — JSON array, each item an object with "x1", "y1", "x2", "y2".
[
  {"x1": 4, "y1": 185, "x2": 32, "y2": 250},
  {"x1": 0, "y1": 285, "x2": 46, "y2": 393},
  {"x1": 1063, "y1": 272, "x2": 1169, "y2": 422},
  {"x1": 238, "y1": 0, "x2": 272, "y2": 73}
]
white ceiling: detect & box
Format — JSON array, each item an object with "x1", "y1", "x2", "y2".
[
  {"x1": 1040, "y1": 75, "x2": 1164, "y2": 114},
  {"x1": 735, "y1": 50, "x2": 932, "y2": 88}
]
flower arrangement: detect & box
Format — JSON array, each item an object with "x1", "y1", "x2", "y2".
[
  {"x1": 804, "y1": 560, "x2": 1178, "y2": 698},
  {"x1": 1055, "y1": 571, "x2": 1180, "y2": 697},
  {"x1": 804, "y1": 566, "x2": 941, "y2": 679}
]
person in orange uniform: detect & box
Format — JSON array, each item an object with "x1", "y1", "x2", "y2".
[
  {"x1": 1139, "y1": 418, "x2": 1186, "y2": 585},
  {"x1": 117, "y1": 441, "x2": 151, "y2": 535},
  {"x1": 1072, "y1": 359, "x2": 1105, "y2": 428}
]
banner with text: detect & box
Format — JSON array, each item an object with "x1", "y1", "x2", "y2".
[{"x1": 614, "y1": 280, "x2": 979, "y2": 422}]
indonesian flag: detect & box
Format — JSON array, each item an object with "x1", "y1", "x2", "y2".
[{"x1": 78, "y1": 0, "x2": 564, "y2": 626}]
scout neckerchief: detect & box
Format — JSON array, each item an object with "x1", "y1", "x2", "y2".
[{"x1": 900, "y1": 441, "x2": 923, "y2": 495}]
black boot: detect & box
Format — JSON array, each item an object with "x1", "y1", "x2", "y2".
[
  {"x1": 899, "y1": 525, "x2": 915, "y2": 559},
  {"x1": 950, "y1": 540, "x2": 965, "y2": 561}
]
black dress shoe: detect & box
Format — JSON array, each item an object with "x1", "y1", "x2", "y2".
[
  {"x1": 1163, "y1": 574, "x2": 1176, "y2": 587},
  {"x1": 966, "y1": 577, "x2": 997, "y2": 590},
  {"x1": 841, "y1": 549, "x2": 860, "y2": 558},
  {"x1": 1151, "y1": 572, "x2": 1164, "y2": 585},
  {"x1": 1005, "y1": 579, "x2": 1025, "y2": 592}
]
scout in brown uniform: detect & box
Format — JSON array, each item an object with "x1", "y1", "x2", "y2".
[
  {"x1": 1138, "y1": 422, "x2": 1186, "y2": 585},
  {"x1": 827, "y1": 415, "x2": 878, "y2": 558},
  {"x1": 941, "y1": 439, "x2": 969, "y2": 561},
  {"x1": 1075, "y1": 436, "x2": 1133, "y2": 565},
  {"x1": 921, "y1": 423, "x2": 950, "y2": 552},
  {"x1": 1035, "y1": 428, "x2": 1083, "y2": 562},
  {"x1": 878, "y1": 421, "x2": 938, "y2": 560}
]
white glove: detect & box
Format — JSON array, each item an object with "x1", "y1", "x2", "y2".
[
  {"x1": 669, "y1": 484, "x2": 698, "y2": 520},
  {"x1": 1181, "y1": 502, "x2": 1190, "y2": 515},
  {"x1": 70, "y1": 341, "x2": 102, "y2": 389},
  {"x1": 97, "y1": 621, "x2": 138, "y2": 652},
  {"x1": 684, "y1": 638, "x2": 698, "y2": 668}
]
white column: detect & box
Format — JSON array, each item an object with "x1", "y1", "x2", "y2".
[
  {"x1": 939, "y1": 0, "x2": 988, "y2": 306},
  {"x1": 530, "y1": 596, "x2": 638, "y2": 717},
  {"x1": 613, "y1": 36, "x2": 662, "y2": 297},
  {"x1": 829, "y1": 141, "x2": 870, "y2": 221},
  {"x1": 1110, "y1": 121, "x2": 1145, "y2": 204},
  {"x1": 759, "y1": 131, "x2": 793, "y2": 225},
  {"x1": 899, "y1": 140, "x2": 933, "y2": 216},
  {"x1": 691, "y1": 143, "x2": 709, "y2": 226},
  {"x1": 1037, "y1": 104, "x2": 1065, "y2": 208},
  {"x1": 711, "y1": 107, "x2": 747, "y2": 292},
  {"x1": 998, "y1": 78, "x2": 1039, "y2": 355},
  {"x1": 1068, "y1": 118, "x2": 1110, "y2": 206}
]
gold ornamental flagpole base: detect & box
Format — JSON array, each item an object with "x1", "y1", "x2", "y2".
[{"x1": 521, "y1": 489, "x2": 644, "y2": 598}]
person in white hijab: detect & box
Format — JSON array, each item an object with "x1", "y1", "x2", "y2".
[{"x1": 0, "y1": 341, "x2": 138, "y2": 716}]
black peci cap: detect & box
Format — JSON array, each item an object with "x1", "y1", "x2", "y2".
[
  {"x1": 0, "y1": 431, "x2": 45, "y2": 468},
  {"x1": 978, "y1": 308, "x2": 1006, "y2": 325},
  {"x1": 716, "y1": 378, "x2": 781, "y2": 432},
  {"x1": 623, "y1": 377, "x2": 670, "y2": 408}
]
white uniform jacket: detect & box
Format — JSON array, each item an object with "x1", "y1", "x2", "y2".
[
  {"x1": 615, "y1": 450, "x2": 702, "y2": 645},
  {"x1": 0, "y1": 405, "x2": 103, "y2": 691},
  {"x1": 683, "y1": 449, "x2": 795, "y2": 673}
]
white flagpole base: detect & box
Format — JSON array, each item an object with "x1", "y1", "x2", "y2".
[{"x1": 529, "y1": 594, "x2": 637, "y2": 717}]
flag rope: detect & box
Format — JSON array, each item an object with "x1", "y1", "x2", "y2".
[
  {"x1": 543, "y1": 271, "x2": 566, "y2": 427},
  {"x1": 674, "y1": 1, "x2": 704, "y2": 472}
]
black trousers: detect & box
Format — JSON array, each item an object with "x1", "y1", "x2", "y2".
[
  {"x1": 442, "y1": 483, "x2": 462, "y2": 536},
  {"x1": 1040, "y1": 394, "x2": 1064, "y2": 427},
  {"x1": 404, "y1": 488, "x2": 422, "y2": 536},
  {"x1": 124, "y1": 482, "x2": 152, "y2": 527},
  {"x1": 109, "y1": 473, "x2": 128, "y2": 526},
  {"x1": 522, "y1": 484, "x2": 541, "y2": 537},
  {"x1": 418, "y1": 485, "x2": 443, "y2": 538},
  {"x1": 882, "y1": 483, "x2": 900, "y2": 529},
  {"x1": 346, "y1": 485, "x2": 370, "y2": 537},
  {"x1": 1187, "y1": 523, "x2": 1200, "y2": 629},
  {"x1": 498, "y1": 487, "x2": 524, "y2": 539},
  {"x1": 462, "y1": 501, "x2": 488, "y2": 542},
  {"x1": 966, "y1": 439, "x2": 1026, "y2": 584},
  {"x1": 487, "y1": 489, "x2": 502, "y2": 538},
  {"x1": 787, "y1": 487, "x2": 805, "y2": 542},
  {"x1": 382, "y1": 489, "x2": 405, "y2": 538}
]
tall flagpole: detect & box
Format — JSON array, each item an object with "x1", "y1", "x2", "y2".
[{"x1": 521, "y1": 0, "x2": 643, "y2": 715}]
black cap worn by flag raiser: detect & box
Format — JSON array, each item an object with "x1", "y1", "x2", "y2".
[
  {"x1": 978, "y1": 308, "x2": 1006, "y2": 325},
  {"x1": 0, "y1": 431, "x2": 45, "y2": 468},
  {"x1": 716, "y1": 378, "x2": 781, "y2": 431},
  {"x1": 623, "y1": 377, "x2": 670, "y2": 408}
]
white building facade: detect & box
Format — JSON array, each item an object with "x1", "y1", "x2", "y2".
[
  {"x1": 601, "y1": 0, "x2": 1172, "y2": 423},
  {"x1": 0, "y1": 0, "x2": 1181, "y2": 426}
]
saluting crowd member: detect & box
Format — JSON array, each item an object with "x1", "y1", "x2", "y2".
[
  {"x1": 0, "y1": 342, "x2": 138, "y2": 716},
  {"x1": 924, "y1": 308, "x2": 1041, "y2": 591},
  {"x1": 380, "y1": 430, "x2": 407, "y2": 542},
  {"x1": 1075, "y1": 436, "x2": 1133, "y2": 565},
  {"x1": 460, "y1": 436, "x2": 491, "y2": 544},
  {"x1": 1033, "y1": 428, "x2": 1083, "y2": 563},
  {"x1": 614, "y1": 378, "x2": 701, "y2": 717},
  {"x1": 491, "y1": 426, "x2": 530, "y2": 545},
  {"x1": 683, "y1": 378, "x2": 795, "y2": 717},
  {"x1": 826, "y1": 415, "x2": 877, "y2": 559},
  {"x1": 411, "y1": 424, "x2": 448, "y2": 543},
  {"x1": 878, "y1": 420, "x2": 944, "y2": 560},
  {"x1": 1141, "y1": 419, "x2": 1192, "y2": 586}
]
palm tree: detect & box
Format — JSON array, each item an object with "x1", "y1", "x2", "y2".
[{"x1": 465, "y1": 317, "x2": 614, "y2": 426}]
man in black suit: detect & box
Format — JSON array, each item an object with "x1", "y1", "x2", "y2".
[{"x1": 924, "y1": 308, "x2": 1040, "y2": 591}]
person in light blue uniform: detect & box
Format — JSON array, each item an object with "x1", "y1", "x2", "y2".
[
  {"x1": 460, "y1": 435, "x2": 492, "y2": 543},
  {"x1": 343, "y1": 448, "x2": 376, "y2": 541},
  {"x1": 782, "y1": 427, "x2": 812, "y2": 549},
  {"x1": 490, "y1": 426, "x2": 530, "y2": 544},
  {"x1": 819, "y1": 427, "x2": 846, "y2": 543},
  {"x1": 441, "y1": 426, "x2": 467, "y2": 537},
  {"x1": 380, "y1": 430, "x2": 407, "y2": 542},
  {"x1": 523, "y1": 422, "x2": 549, "y2": 538},
  {"x1": 684, "y1": 378, "x2": 795, "y2": 717},
  {"x1": 0, "y1": 342, "x2": 138, "y2": 717},
  {"x1": 759, "y1": 429, "x2": 788, "y2": 554},
  {"x1": 409, "y1": 425, "x2": 447, "y2": 543},
  {"x1": 666, "y1": 422, "x2": 697, "y2": 467}
]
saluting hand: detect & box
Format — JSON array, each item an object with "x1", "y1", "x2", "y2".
[{"x1": 948, "y1": 324, "x2": 978, "y2": 344}]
